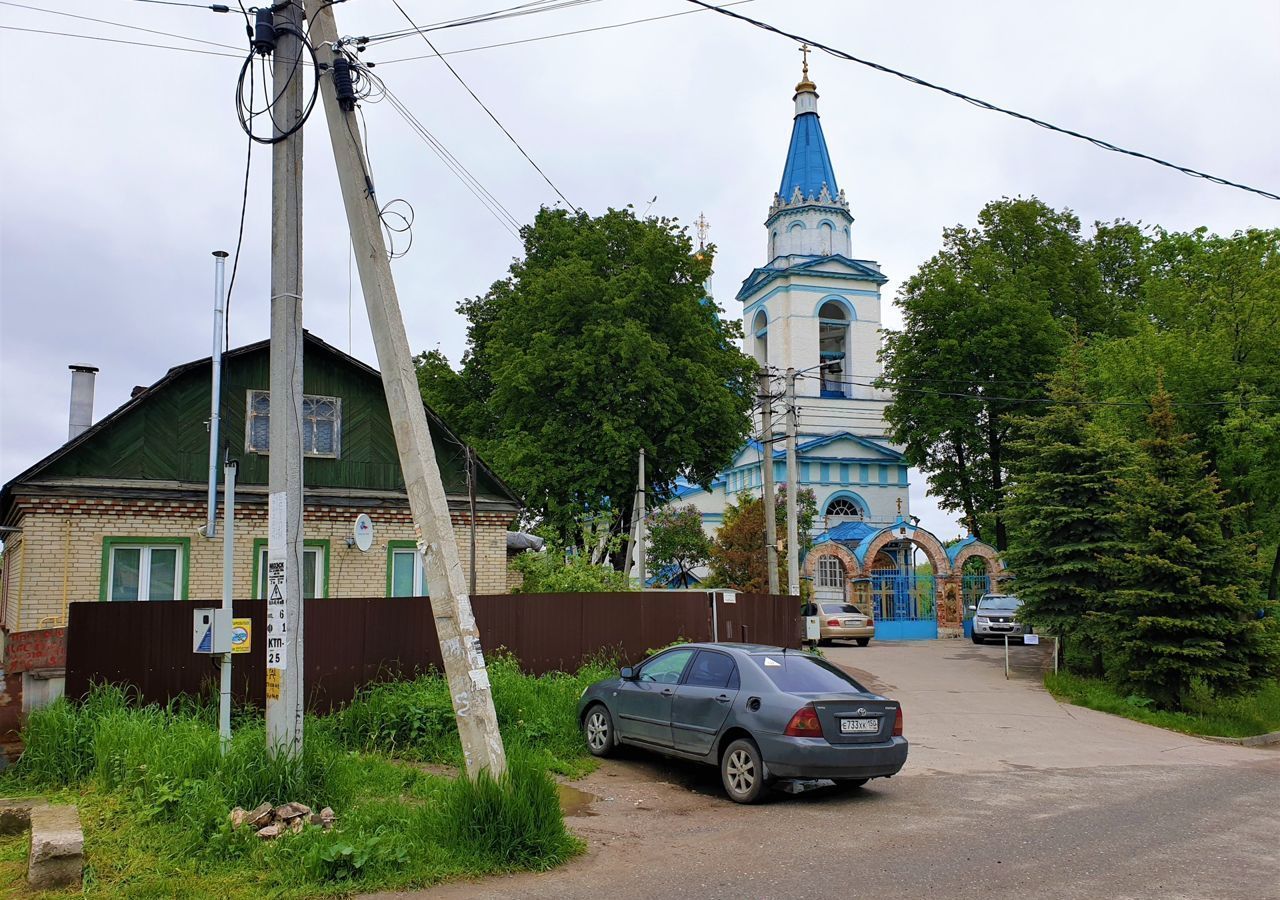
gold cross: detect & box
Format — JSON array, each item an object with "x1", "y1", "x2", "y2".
[
  {"x1": 896, "y1": 497, "x2": 903, "y2": 516},
  {"x1": 799, "y1": 44, "x2": 811, "y2": 80}
]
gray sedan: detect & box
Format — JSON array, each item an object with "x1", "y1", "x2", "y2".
[{"x1": 577, "y1": 642, "x2": 908, "y2": 803}]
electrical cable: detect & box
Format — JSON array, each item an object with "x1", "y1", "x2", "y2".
[
  {"x1": 112, "y1": 0, "x2": 229, "y2": 10},
  {"x1": 235, "y1": 19, "x2": 319, "y2": 144},
  {"x1": 0, "y1": 24, "x2": 244, "y2": 58},
  {"x1": 388, "y1": 0, "x2": 578, "y2": 211},
  {"x1": 360, "y1": 0, "x2": 606, "y2": 45},
  {"x1": 685, "y1": 0, "x2": 1280, "y2": 202},
  {"x1": 0, "y1": 1, "x2": 242, "y2": 50},
  {"x1": 373, "y1": 0, "x2": 756, "y2": 67}
]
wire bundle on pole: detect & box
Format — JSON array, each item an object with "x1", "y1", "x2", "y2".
[{"x1": 235, "y1": 9, "x2": 320, "y2": 144}]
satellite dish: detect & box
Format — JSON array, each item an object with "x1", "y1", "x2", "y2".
[{"x1": 353, "y1": 514, "x2": 374, "y2": 552}]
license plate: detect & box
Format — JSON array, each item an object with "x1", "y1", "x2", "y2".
[
  {"x1": 840, "y1": 718, "x2": 879, "y2": 734},
  {"x1": 842, "y1": 619, "x2": 859, "y2": 627}
]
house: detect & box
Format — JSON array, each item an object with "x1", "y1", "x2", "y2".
[{"x1": 0, "y1": 332, "x2": 521, "y2": 714}]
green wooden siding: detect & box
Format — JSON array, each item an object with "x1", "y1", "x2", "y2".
[{"x1": 41, "y1": 341, "x2": 510, "y2": 500}]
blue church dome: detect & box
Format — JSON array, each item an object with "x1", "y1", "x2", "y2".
[{"x1": 778, "y1": 107, "x2": 839, "y2": 201}]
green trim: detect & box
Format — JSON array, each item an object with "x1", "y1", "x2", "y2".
[
  {"x1": 385, "y1": 540, "x2": 418, "y2": 597},
  {"x1": 250, "y1": 537, "x2": 330, "y2": 598},
  {"x1": 99, "y1": 536, "x2": 191, "y2": 601}
]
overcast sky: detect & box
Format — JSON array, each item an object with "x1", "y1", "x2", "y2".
[{"x1": 2, "y1": 0, "x2": 1278, "y2": 540}]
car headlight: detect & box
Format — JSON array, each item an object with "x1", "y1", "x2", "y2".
[{"x1": 976, "y1": 617, "x2": 988, "y2": 623}]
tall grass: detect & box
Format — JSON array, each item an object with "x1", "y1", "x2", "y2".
[
  {"x1": 3, "y1": 671, "x2": 588, "y2": 897},
  {"x1": 1045, "y1": 672, "x2": 1280, "y2": 738},
  {"x1": 329, "y1": 652, "x2": 618, "y2": 776}
]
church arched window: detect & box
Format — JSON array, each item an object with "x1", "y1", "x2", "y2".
[
  {"x1": 826, "y1": 497, "x2": 862, "y2": 518},
  {"x1": 752, "y1": 310, "x2": 768, "y2": 368},
  {"x1": 819, "y1": 221, "x2": 834, "y2": 255},
  {"x1": 770, "y1": 230, "x2": 779, "y2": 258},
  {"x1": 818, "y1": 300, "x2": 849, "y2": 397}
]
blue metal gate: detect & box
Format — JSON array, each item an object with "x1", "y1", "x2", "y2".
[
  {"x1": 871, "y1": 569, "x2": 937, "y2": 640},
  {"x1": 960, "y1": 573, "x2": 991, "y2": 638}
]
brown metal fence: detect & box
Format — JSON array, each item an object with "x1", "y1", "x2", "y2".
[{"x1": 65, "y1": 592, "x2": 799, "y2": 711}]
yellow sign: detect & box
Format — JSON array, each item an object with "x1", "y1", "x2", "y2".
[
  {"x1": 266, "y1": 668, "x2": 282, "y2": 701},
  {"x1": 231, "y1": 618, "x2": 252, "y2": 654}
]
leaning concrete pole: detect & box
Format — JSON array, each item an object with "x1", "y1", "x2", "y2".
[
  {"x1": 759, "y1": 369, "x2": 779, "y2": 595},
  {"x1": 785, "y1": 368, "x2": 800, "y2": 597},
  {"x1": 266, "y1": 0, "x2": 306, "y2": 759},
  {"x1": 305, "y1": 0, "x2": 506, "y2": 778}
]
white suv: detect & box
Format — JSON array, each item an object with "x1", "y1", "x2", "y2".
[{"x1": 970, "y1": 594, "x2": 1028, "y2": 644}]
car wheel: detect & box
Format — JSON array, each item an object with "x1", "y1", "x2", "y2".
[
  {"x1": 971, "y1": 634, "x2": 984, "y2": 644},
  {"x1": 582, "y1": 704, "x2": 615, "y2": 757},
  {"x1": 856, "y1": 637, "x2": 870, "y2": 647},
  {"x1": 721, "y1": 738, "x2": 768, "y2": 804}
]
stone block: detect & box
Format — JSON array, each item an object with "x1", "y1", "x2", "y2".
[{"x1": 27, "y1": 804, "x2": 83, "y2": 891}]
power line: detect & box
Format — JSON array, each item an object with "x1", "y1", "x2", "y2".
[
  {"x1": 0, "y1": 23, "x2": 243, "y2": 58},
  {"x1": 685, "y1": 0, "x2": 1280, "y2": 203},
  {"x1": 387, "y1": 0, "x2": 577, "y2": 211},
  {"x1": 360, "y1": 0, "x2": 608, "y2": 45},
  {"x1": 112, "y1": 0, "x2": 230, "y2": 9},
  {"x1": 0, "y1": 1, "x2": 241, "y2": 49},
  {"x1": 373, "y1": 1, "x2": 756, "y2": 67}
]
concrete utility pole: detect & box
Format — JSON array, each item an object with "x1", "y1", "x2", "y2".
[
  {"x1": 784, "y1": 368, "x2": 800, "y2": 597},
  {"x1": 306, "y1": 1, "x2": 506, "y2": 778},
  {"x1": 759, "y1": 370, "x2": 780, "y2": 595},
  {"x1": 265, "y1": 0, "x2": 306, "y2": 758},
  {"x1": 636, "y1": 448, "x2": 647, "y2": 588}
]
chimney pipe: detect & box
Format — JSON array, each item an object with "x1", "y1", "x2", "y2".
[
  {"x1": 205, "y1": 250, "x2": 229, "y2": 538},
  {"x1": 68, "y1": 365, "x2": 98, "y2": 440}
]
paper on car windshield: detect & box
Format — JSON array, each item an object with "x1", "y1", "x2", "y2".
[{"x1": 764, "y1": 657, "x2": 782, "y2": 667}]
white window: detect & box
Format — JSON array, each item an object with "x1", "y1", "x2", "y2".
[
  {"x1": 246, "y1": 390, "x2": 342, "y2": 458},
  {"x1": 257, "y1": 546, "x2": 326, "y2": 599},
  {"x1": 826, "y1": 497, "x2": 862, "y2": 518},
  {"x1": 389, "y1": 547, "x2": 427, "y2": 597},
  {"x1": 817, "y1": 556, "x2": 845, "y2": 590},
  {"x1": 108, "y1": 544, "x2": 181, "y2": 601}
]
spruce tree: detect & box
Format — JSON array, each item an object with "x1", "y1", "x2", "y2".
[
  {"x1": 1104, "y1": 384, "x2": 1280, "y2": 709},
  {"x1": 1003, "y1": 341, "x2": 1129, "y2": 672}
]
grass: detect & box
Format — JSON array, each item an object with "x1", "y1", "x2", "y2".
[
  {"x1": 0, "y1": 654, "x2": 616, "y2": 899},
  {"x1": 1045, "y1": 672, "x2": 1280, "y2": 739}
]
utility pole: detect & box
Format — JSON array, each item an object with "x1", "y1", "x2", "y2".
[
  {"x1": 306, "y1": 1, "x2": 506, "y2": 778},
  {"x1": 784, "y1": 368, "x2": 800, "y2": 597},
  {"x1": 622, "y1": 483, "x2": 640, "y2": 581},
  {"x1": 759, "y1": 370, "x2": 779, "y2": 595},
  {"x1": 265, "y1": 0, "x2": 306, "y2": 758},
  {"x1": 636, "y1": 448, "x2": 647, "y2": 588}
]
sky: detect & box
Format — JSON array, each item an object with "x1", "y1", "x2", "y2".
[{"x1": 2, "y1": 0, "x2": 1278, "y2": 542}]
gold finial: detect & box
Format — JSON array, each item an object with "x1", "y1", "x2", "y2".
[
  {"x1": 896, "y1": 497, "x2": 903, "y2": 516},
  {"x1": 695, "y1": 212, "x2": 710, "y2": 251}
]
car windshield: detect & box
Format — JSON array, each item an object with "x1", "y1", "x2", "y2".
[
  {"x1": 751, "y1": 653, "x2": 867, "y2": 694},
  {"x1": 978, "y1": 596, "x2": 1021, "y2": 611},
  {"x1": 820, "y1": 604, "x2": 863, "y2": 615}
]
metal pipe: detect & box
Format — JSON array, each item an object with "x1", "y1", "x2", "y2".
[
  {"x1": 219, "y1": 458, "x2": 237, "y2": 753},
  {"x1": 206, "y1": 250, "x2": 229, "y2": 538},
  {"x1": 67, "y1": 365, "x2": 98, "y2": 440}
]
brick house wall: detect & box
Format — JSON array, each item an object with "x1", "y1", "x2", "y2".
[{"x1": 1, "y1": 495, "x2": 513, "y2": 634}]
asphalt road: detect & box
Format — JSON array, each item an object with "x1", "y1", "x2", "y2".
[{"x1": 376, "y1": 641, "x2": 1280, "y2": 900}]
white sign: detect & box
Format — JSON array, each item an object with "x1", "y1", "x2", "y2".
[
  {"x1": 266, "y1": 492, "x2": 288, "y2": 672},
  {"x1": 1023, "y1": 633, "x2": 1040, "y2": 645}
]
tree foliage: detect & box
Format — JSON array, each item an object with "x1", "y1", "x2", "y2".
[
  {"x1": 1002, "y1": 340, "x2": 1130, "y2": 673},
  {"x1": 880, "y1": 197, "x2": 1115, "y2": 550},
  {"x1": 510, "y1": 546, "x2": 632, "y2": 593},
  {"x1": 708, "y1": 487, "x2": 816, "y2": 593},
  {"x1": 1101, "y1": 386, "x2": 1280, "y2": 709},
  {"x1": 417, "y1": 207, "x2": 757, "y2": 551},
  {"x1": 645, "y1": 504, "x2": 712, "y2": 588}
]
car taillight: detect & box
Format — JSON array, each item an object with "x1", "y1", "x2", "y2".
[
  {"x1": 892, "y1": 706, "x2": 904, "y2": 737},
  {"x1": 866, "y1": 618, "x2": 874, "y2": 626},
  {"x1": 826, "y1": 618, "x2": 841, "y2": 627},
  {"x1": 784, "y1": 704, "x2": 825, "y2": 738}
]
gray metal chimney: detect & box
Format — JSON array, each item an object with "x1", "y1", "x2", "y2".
[{"x1": 68, "y1": 365, "x2": 99, "y2": 440}]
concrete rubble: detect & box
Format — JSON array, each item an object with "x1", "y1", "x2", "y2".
[{"x1": 229, "y1": 802, "x2": 336, "y2": 839}]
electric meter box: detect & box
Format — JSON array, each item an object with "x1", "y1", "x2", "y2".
[
  {"x1": 193, "y1": 608, "x2": 233, "y2": 654},
  {"x1": 804, "y1": 616, "x2": 821, "y2": 642}
]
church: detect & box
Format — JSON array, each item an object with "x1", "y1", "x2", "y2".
[{"x1": 669, "y1": 55, "x2": 1006, "y2": 639}]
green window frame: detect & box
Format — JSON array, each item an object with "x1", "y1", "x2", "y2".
[
  {"x1": 250, "y1": 538, "x2": 330, "y2": 599},
  {"x1": 99, "y1": 537, "x2": 191, "y2": 602},
  {"x1": 386, "y1": 540, "x2": 427, "y2": 597}
]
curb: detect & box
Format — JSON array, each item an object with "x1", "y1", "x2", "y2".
[{"x1": 1200, "y1": 730, "x2": 1280, "y2": 748}]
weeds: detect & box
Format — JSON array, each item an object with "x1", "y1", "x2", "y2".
[{"x1": 1045, "y1": 672, "x2": 1280, "y2": 738}]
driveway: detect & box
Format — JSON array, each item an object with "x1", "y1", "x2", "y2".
[{"x1": 375, "y1": 641, "x2": 1280, "y2": 900}]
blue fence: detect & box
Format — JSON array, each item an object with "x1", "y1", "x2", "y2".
[{"x1": 871, "y1": 571, "x2": 937, "y2": 640}]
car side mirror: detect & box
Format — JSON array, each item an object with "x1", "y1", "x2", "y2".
[
  {"x1": 619, "y1": 666, "x2": 635, "y2": 681},
  {"x1": 967, "y1": 605, "x2": 977, "y2": 611}
]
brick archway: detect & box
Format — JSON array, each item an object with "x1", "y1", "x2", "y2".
[
  {"x1": 855, "y1": 526, "x2": 951, "y2": 580},
  {"x1": 951, "y1": 542, "x2": 1005, "y2": 580}
]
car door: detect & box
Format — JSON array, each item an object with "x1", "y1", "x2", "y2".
[
  {"x1": 614, "y1": 648, "x2": 695, "y2": 749},
  {"x1": 671, "y1": 649, "x2": 740, "y2": 756}
]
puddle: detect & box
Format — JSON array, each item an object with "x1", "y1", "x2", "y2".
[{"x1": 556, "y1": 783, "x2": 599, "y2": 817}]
